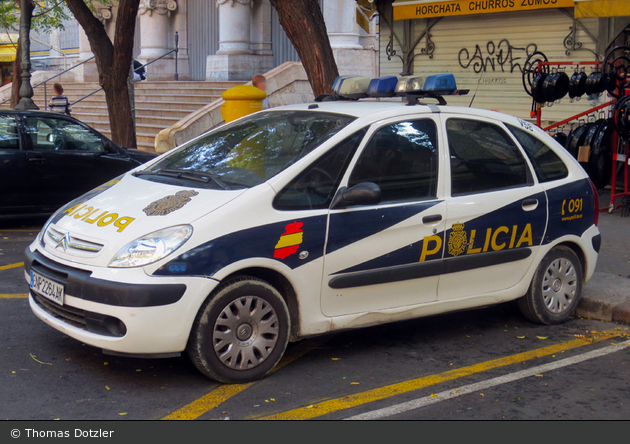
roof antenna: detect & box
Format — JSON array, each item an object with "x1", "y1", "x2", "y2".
[{"x1": 469, "y1": 71, "x2": 484, "y2": 107}]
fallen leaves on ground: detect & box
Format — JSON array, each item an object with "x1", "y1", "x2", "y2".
[
  {"x1": 516, "y1": 336, "x2": 526, "y2": 339},
  {"x1": 30, "y1": 353, "x2": 52, "y2": 365},
  {"x1": 118, "y1": 413, "x2": 127, "y2": 416},
  {"x1": 536, "y1": 336, "x2": 548, "y2": 340},
  {"x1": 351, "y1": 382, "x2": 360, "y2": 385}
]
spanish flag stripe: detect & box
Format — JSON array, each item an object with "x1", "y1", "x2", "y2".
[{"x1": 275, "y1": 232, "x2": 303, "y2": 250}]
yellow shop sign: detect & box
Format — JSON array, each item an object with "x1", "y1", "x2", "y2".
[{"x1": 393, "y1": 0, "x2": 575, "y2": 20}]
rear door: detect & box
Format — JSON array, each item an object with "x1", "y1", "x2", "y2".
[
  {"x1": 0, "y1": 114, "x2": 29, "y2": 215},
  {"x1": 24, "y1": 115, "x2": 135, "y2": 210},
  {"x1": 438, "y1": 115, "x2": 547, "y2": 300}
]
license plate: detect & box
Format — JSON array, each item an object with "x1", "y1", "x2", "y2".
[{"x1": 30, "y1": 270, "x2": 65, "y2": 306}]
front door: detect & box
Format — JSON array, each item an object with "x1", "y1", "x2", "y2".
[
  {"x1": 24, "y1": 115, "x2": 132, "y2": 210},
  {"x1": 438, "y1": 116, "x2": 547, "y2": 300},
  {"x1": 321, "y1": 117, "x2": 447, "y2": 317}
]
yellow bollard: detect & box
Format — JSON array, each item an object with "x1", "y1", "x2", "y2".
[{"x1": 220, "y1": 85, "x2": 267, "y2": 123}]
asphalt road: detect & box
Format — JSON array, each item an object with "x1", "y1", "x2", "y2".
[{"x1": 1, "y1": 217, "x2": 629, "y2": 421}]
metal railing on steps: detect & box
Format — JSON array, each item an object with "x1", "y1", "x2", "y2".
[{"x1": 1, "y1": 31, "x2": 179, "y2": 110}]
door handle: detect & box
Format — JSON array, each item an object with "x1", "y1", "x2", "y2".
[
  {"x1": 422, "y1": 214, "x2": 442, "y2": 224},
  {"x1": 28, "y1": 157, "x2": 47, "y2": 164},
  {"x1": 522, "y1": 198, "x2": 538, "y2": 211}
]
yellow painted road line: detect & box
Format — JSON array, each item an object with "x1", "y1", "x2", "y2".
[
  {"x1": 162, "y1": 335, "x2": 332, "y2": 420},
  {"x1": 255, "y1": 331, "x2": 621, "y2": 420},
  {"x1": 0, "y1": 294, "x2": 28, "y2": 299},
  {"x1": 0, "y1": 262, "x2": 24, "y2": 272}
]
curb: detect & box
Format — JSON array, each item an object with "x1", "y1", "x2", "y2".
[{"x1": 576, "y1": 272, "x2": 630, "y2": 324}]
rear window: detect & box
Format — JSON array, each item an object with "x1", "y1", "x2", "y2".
[{"x1": 507, "y1": 125, "x2": 569, "y2": 183}]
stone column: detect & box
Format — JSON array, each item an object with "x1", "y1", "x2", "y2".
[
  {"x1": 322, "y1": 0, "x2": 378, "y2": 78},
  {"x1": 323, "y1": 0, "x2": 362, "y2": 50},
  {"x1": 207, "y1": 0, "x2": 271, "y2": 81},
  {"x1": 137, "y1": 0, "x2": 178, "y2": 80},
  {"x1": 139, "y1": 0, "x2": 177, "y2": 59},
  {"x1": 217, "y1": 0, "x2": 253, "y2": 55}
]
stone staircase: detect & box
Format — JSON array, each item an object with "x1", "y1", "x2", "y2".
[{"x1": 9, "y1": 81, "x2": 242, "y2": 151}]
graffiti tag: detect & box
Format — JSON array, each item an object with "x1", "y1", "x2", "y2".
[{"x1": 458, "y1": 39, "x2": 538, "y2": 74}]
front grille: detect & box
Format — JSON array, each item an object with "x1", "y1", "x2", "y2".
[
  {"x1": 32, "y1": 292, "x2": 87, "y2": 331},
  {"x1": 46, "y1": 227, "x2": 104, "y2": 254}
]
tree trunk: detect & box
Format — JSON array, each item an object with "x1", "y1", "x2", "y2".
[
  {"x1": 269, "y1": 0, "x2": 339, "y2": 97},
  {"x1": 10, "y1": 37, "x2": 21, "y2": 108},
  {"x1": 65, "y1": 0, "x2": 140, "y2": 148}
]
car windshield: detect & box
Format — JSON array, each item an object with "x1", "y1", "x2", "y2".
[{"x1": 138, "y1": 111, "x2": 356, "y2": 189}]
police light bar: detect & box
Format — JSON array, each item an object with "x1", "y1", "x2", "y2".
[
  {"x1": 395, "y1": 76, "x2": 425, "y2": 95},
  {"x1": 367, "y1": 76, "x2": 399, "y2": 97},
  {"x1": 331, "y1": 76, "x2": 371, "y2": 99}
]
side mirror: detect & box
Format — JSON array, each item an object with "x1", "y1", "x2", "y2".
[
  {"x1": 103, "y1": 140, "x2": 119, "y2": 154},
  {"x1": 46, "y1": 133, "x2": 55, "y2": 143},
  {"x1": 331, "y1": 182, "x2": 382, "y2": 209}
]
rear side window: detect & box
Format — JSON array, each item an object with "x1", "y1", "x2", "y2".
[
  {"x1": 274, "y1": 129, "x2": 367, "y2": 210},
  {"x1": 507, "y1": 125, "x2": 569, "y2": 183},
  {"x1": 0, "y1": 115, "x2": 19, "y2": 150},
  {"x1": 446, "y1": 118, "x2": 529, "y2": 196}
]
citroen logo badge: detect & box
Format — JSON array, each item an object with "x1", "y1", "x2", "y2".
[{"x1": 55, "y1": 232, "x2": 71, "y2": 252}]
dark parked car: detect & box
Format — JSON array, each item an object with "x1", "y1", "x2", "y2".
[{"x1": 0, "y1": 110, "x2": 157, "y2": 218}]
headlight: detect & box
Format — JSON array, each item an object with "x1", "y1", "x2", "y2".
[{"x1": 108, "y1": 225, "x2": 193, "y2": 268}]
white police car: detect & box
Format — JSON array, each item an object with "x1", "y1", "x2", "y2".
[{"x1": 25, "y1": 74, "x2": 601, "y2": 383}]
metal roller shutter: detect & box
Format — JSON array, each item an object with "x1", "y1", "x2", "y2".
[{"x1": 381, "y1": 9, "x2": 602, "y2": 124}]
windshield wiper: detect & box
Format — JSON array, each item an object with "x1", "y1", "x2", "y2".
[
  {"x1": 134, "y1": 168, "x2": 231, "y2": 189},
  {"x1": 161, "y1": 168, "x2": 230, "y2": 190}
]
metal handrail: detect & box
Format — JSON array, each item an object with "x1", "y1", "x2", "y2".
[
  {"x1": 72, "y1": 31, "x2": 179, "y2": 106},
  {"x1": 71, "y1": 40, "x2": 179, "y2": 106},
  {"x1": 0, "y1": 56, "x2": 95, "y2": 106},
  {"x1": 3, "y1": 31, "x2": 179, "y2": 110}
]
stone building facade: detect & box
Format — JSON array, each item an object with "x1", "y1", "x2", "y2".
[{"x1": 69, "y1": 0, "x2": 379, "y2": 82}]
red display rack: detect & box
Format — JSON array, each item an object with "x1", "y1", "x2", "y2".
[{"x1": 529, "y1": 59, "x2": 630, "y2": 213}]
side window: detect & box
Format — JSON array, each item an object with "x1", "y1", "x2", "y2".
[
  {"x1": 447, "y1": 118, "x2": 529, "y2": 196},
  {"x1": 348, "y1": 119, "x2": 439, "y2": 203},
  {"x1": 274, "y1": 128, "x2": 367, "y2": 210},
  {"x1": 506, "y1": 124, "x2": 569, "y2": 183},
  {"x1": 0, "y1": 115, "x2": 20, "y2": 150},
  {"x1": 25, "y1": 117, "x2": 104, "y2": 153}
]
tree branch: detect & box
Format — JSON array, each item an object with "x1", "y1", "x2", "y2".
[{"x1": 33, "y1": 0, "x2": 63, "y2": 18}]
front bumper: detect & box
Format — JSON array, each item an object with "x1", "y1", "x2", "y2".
[{"x1": 25, "y1": 246, "x2": 220, "y2": 354}]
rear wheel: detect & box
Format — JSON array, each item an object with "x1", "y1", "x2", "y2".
[
  {"x1": 518, "y1": 246, "x2": 583, "y2": 325},
  {"x1": 187, "y1": 277, "x2": 290, "y2": 383}
]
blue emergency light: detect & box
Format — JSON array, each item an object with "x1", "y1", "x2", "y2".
[
  {"x1": 423, "y1": 73, "x2": 458, "y2": 92},
  {"x1": 366, "y1": 76, "x2": 399, "y2": 97}
]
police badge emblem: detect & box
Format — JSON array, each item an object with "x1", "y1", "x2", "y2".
[
  {"x1": 143, "y1": 190, "x2": 199, "y2": 216},
  {"x1": 448, "y1": 222, "x2": 467, "y2": 257}
]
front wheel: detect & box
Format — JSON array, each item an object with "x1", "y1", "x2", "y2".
[
  {"x1": 518, "y1": 246, "x2": 583, "y2": 325},
  {"x1": 187, "y1": 277, "x2": 290, "y2": 383}
]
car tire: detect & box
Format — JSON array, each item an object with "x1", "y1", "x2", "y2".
[
  {"x1": 518, "y1": 246, "x2": 583, "y2": 325},
  {"x1": 187, "y1": 276, "x2": 290, "y2": 383}
]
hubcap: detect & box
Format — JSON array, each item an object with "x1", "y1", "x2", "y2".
[
  {"x1": 213, "y1": 296, "x2": 279, "y2": 370},
  {"x1": 542, "y1": 258, "x2": 577, "y2": 314}
]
